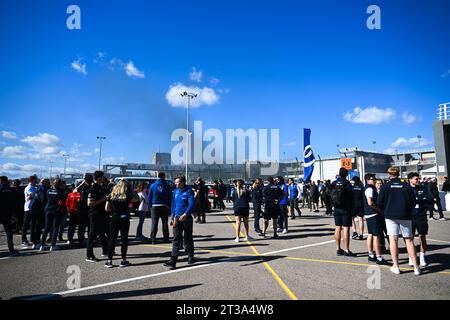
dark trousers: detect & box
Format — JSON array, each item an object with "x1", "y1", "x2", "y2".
[
  {"x1": 58, "y1": 210, "x2": 68, "y2": 237},
  {"x1": 379, "y1": 218, "x2": 388, "y2": 247},
  {"x1": 21, "y1": 210, "x2": 32, "y2": 243},
  {"x1": 86, "y1": 214, "x2": 108, "y2": 258},
  {"x1": 150, "y1": 206, "x2": 170, "y2": 242},
  {"x1": 68, "y1": 212, "x2": 88, "y2": 246},
  {"x1": 289, "y1": 199, "x2": 301, "y2": 217},
  {"x1": 41, "y1": 210, "x2": 64, "y2": 247},
  {"x1": 171, "y1": 215, "x2": 194, "y2": 261},
  {"x1": 13, "y1": 208, "x2": 24, "y2": 233},
  {"x1": 325, "y1": 198, "x2": 332, "y2": 215},
  {"x1": 278, "y1": 204, "x2": 288, "y2": 230},
  {"x1": 253, "y1": 203, "x2": 262, "y2": 231},
  {"x1": 213, "y1": 197, "x2": 219, "y2": 209},
  {"x1": 1, "y1": 215, "x2": 14, "y2": 251},
  {"x1": 108, "y1": 216, "x2": 130, "y2": 260},
  {"x1": 218, "y1": 196, "x2": 225, "y2": 210},
  {"x1": 30, "y1": 211, "x2": 44, "y2": 244},
  {"x1": 429, "y1": 199, "x2": 444, "y2": 219},
  {"x1": 196, "y1": 202, "x2": 206, "y2": 223}
]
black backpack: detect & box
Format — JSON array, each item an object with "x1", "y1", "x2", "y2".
[{"x1": 330, "y1": 181, "x2": 347, "y2": 208}]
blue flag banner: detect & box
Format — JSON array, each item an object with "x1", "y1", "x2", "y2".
[{"x1": 303, "y1": 128, "x2": 315, "y2": 182}]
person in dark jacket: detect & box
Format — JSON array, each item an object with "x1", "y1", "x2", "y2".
[
  {"x1": 276, "y1": 176, "x2": 289, "y2": 233},
  {"x1": 261, "y1": 177, "x2": 283, "y2": 239},
  {"x1": 409, "y1": 172, "x2": 433, "y2": 267},
  {"x1": 350, "y1": 176, "x2": 365, "y2": 241},
  {"x1": 104, "y1": 179, "x2": 134, "y2": 268},
  {"x1": 193, "y1": 177, "x2": 208, "y2": 224},
  {"x1": 310, "y1": 181, "x2": 320, "y2": 212},
  {"x1": 427, "y1": 178, "x2": 444, "y2": 220},
  {"x1": 148, "y1": 172, "x2": 172, "y2": 244},
  {"x1": 11, "y1": 179, "x2": 24, "y2": 233},
  {"x1": 330, "y1": 168, "x2": 355, "y2": 257},
  {"x1": 30, "y1": 179, "x2": 50, "y2": 249},
  {"x1": 251, "y1": 178, "x2": 264, "y2": 233},
  {"x1": 164, "y1": 176, "x2": 195, "y2": 269},
  {"x1": 377, "y1": 167, "x2": 420, "y2": 275},
  {"x1": 323, "y1": 180, "x2": 332, "y2": 216},
  {"x1": 442, "y1": 177, "x2": 450, "y2": 193},
  {"x1": 232, "y1": 179, "x2": 252, "y2": 242},
  {"x1": 0, "y1": 176, "x2": 17, "y2": 255},
  {"x1": 40, "y1": 178, "x2": 65, "y2": 251},
  {"x1": 218, "y1": 179, "x2": 226, "y2": 210}
]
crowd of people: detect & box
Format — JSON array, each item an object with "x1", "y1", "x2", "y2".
[{"x1": 0, "y1": 168, "x2": 448, "y2": 273}]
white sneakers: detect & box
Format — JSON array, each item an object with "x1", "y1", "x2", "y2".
[
  {"x1": 408, "y1": 257, "x2": 415, "y2": 266},
  {"x1": 234, "y1": 237, "x2": 240, "y2": 243},
  {"x1": 390, "y1": 266, "x2": 401, "y2": 274},
  {"x1": 282, "y1": 229, "x2": 288, "y2": 234},
  {"x1": 414, "y1": 268, "x2": 422, "y2": 276},
  {"x1": 420, "y1": 254, "x2": 428, "y2": 267},
  {"x1": 243, "y1": 235, "x2": 254, "y2": 241}
]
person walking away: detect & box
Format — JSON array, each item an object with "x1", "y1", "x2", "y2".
[
  {"x1": 40, "y1": 179, "x2": 65, "y2": 251},
  {"x1": 330, "y1": 168, "x2": 356, "y2": 257},
  {"x1": 232, "y1": 179, "x2": 252, "y2": 242},
  {"x1": 148, "y1": 172, "x2": 172, "y2": 244},
  {"x1": 377, "y1": 167, "x2": 421, "y2": 275},
  {"x1": 251, "y1": 178, "x2": 264, "y2": 233},
  {"x1": 193, "y1": 177, "x2": 208, "y2": 224}
]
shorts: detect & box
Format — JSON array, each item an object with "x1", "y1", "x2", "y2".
[
  {"x1": 334, "y1": 214, "x2": 352, "y2": 227},
  {"x1": 263, "y1": 204, "x2": 280, "y2": 220},
  {"x1": 352, "y1": 206, "x2": 364, "y2": 217},
  {"x1": 412, "y1": 215, "x2": 428, "y2": 235},
  {"x1": 366, "y1": 214, "x2": 383, "y2": 235},
  {"x1": 234, "y1": 207, "x2": 249, "y2": 217},
  {"x1": 385, "y1": 219, "x2": 413, "y2": 238}
]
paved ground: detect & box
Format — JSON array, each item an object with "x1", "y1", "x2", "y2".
[{"x1": 1, "y1": 204, "x2": 449, "y2": 300}]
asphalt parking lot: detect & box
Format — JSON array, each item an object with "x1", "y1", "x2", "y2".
[{"x1": 1, "y1": 204, "x2": 449, "y2": 300}]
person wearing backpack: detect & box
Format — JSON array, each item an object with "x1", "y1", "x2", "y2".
[
  {"x1": 30, "y1": 179, "x2": 50, "y2": 249},
  {"x1": 148, "y1": 172, "x2": 172, "y2": 244},
  {"x1": 330, "y1": 168, "x2": 356, "y2": 257}
]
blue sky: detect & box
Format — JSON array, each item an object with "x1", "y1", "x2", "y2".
[{"x1": 0, "y1": 0, "x2": 449, "y2": 177}]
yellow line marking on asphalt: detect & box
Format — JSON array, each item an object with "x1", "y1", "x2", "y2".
[{"x1": 225, "y1": 215, "x2": 299, "y2": 300}]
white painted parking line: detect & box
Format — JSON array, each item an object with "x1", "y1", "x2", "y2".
[
  {"x1": 427, "y1": 238, "x2": 450, "y2": 244},
  {"x1": 27, "y1": 255, "x2": 254, "y2": 300},
  {"x1": 261, "y1": 240, "x2": 336, "y2": 256}
]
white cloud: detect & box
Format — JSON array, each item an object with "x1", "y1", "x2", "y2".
[
  {"x1": 283, "y1": 141, "x2": 297, "y2": 147},
  {"x1": 70, "y1": 142, "x2": 92, "y2": 158},
  {"x1": 21, "y1": 133, "x2": 60, "y2": 155},
  {"x1": 93, "y1": 52, "x2": 107, "y2": 63},
  {"x1": 189, "y1": 67, "x2": 203, "y2": 82},
  {"x1": 401, "y1": 112, "x2": 422, "y2": 125},
  {"x1": 1, "y1": 146, "x2": 29, "y2": 159},
  {"x1": 165, "y1": 83, "x2": 220, "y2": 108},
  {"x1": 344, "y1": 106, "x2": 396, "y2": 125},
  {"x1": 2, "y1": 163, "x2": 22, "y2": 171},
  {"x1": 71, "y1": 59, "x2": 87, "y2": 75},
  {"x1": 2, "y1": 131, "x2": 17, "y2": 139},
  {"x1": 125, "y1": 61, "x2": 145, "y2": 78},
  {"x1": 391, "y1": 136, "x2": 432, "y2": 148},
  {"x1": 102, "y1": 156, "x2": 126, "y2": 164}
]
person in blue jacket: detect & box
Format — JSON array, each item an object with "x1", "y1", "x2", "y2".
[
  {"x1": 276, "y1": 176, "x2": 289, "y2": 234},
  {"x1": 148, "y1": 172, "x2": 172, "y2": 244},
  {"x1": 164, "y1": 175, "x2": 195, "y2": 269}
]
